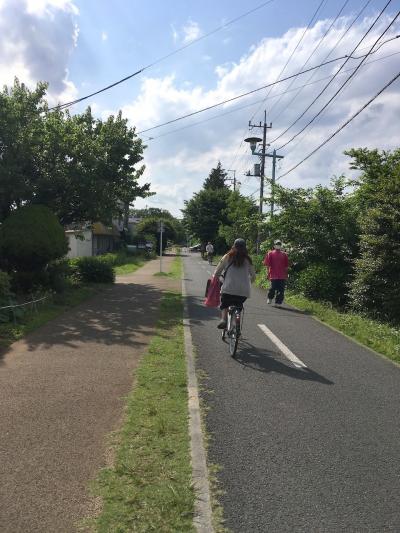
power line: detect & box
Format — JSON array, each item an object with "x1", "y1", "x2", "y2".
[
  {"x1": 144, "y1": 48, "x2": 400, "y2": 142},
  {"x1": 282, "y1": 48, "x2": 400, "y2": 158},
  {"x1": 276, "y1": 11, "x2": 400, "y2": 150},
  {"x1": 137, "y1": 35, "x2": 398, "y2": 136},
  {"x1": 271, "y1": 0, "x2": 395, "y2": 147},
  {"x1": 201, "y1": 0, "x2": 327, "y2": 173},
  {"x1": 277, "y1": 69, "x2": 400, "y2": 179},
  {"x1": 270, "y1": 0, "x2": 372, "y2": 124},
  {"x1": 136, "y1": 55, "x2": 356, "y2": 134},
  {"x1": 49, "y1": 0, "x2": 276, "y2": 111},
  {"x1": 269, "y1": 0, "x2": 351, "y2": 122},
  {"x1": 226, "y1": 0, "x2": 370, "y2": 173},
  {"x1": 249, "y1": 0, "x2": 327, "y2": 123}
]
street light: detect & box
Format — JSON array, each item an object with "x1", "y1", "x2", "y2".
[{"x1": 244, "y1": 136, "x2": 262, "y2": 154}]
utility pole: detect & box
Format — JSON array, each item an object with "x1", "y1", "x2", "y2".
[
  {"x1": 249, "y1": 111, "x2": 271, "y2": 215},
  {"x1": 247, "y1": 111, "x2": 272, "y2": 252},
  {"x1": 265, "y1": 149, "x2": 284, "y2": 217},
  {"x1": 226, "y1": 169, "x2": 237, "y2": 191},
  {"x1": 159, "y1": 220, "x2": 164, "y2": 272}
]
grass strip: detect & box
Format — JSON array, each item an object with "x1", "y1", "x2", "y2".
[
  {"x1": 285, "y1": 292, "x2": 400, "y2": 365},
  {"x1": 0, "y1": 285, "x2": 101, "y2": 349},
  {"x1": 114, "y1": 255, "x2": 148, "y2": 275},
  {"x1": 91, "y1": 290, "x2": 195, "y2": 532},
  {"x1": 154, "y1": 256, "x2": 182, "y2": 280}
]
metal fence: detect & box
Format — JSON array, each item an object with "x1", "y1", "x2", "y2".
[{"x1": 0, "y1": 296, "x2": 48, "y2": 324}]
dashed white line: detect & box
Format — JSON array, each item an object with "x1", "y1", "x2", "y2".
[{"x1": 257, "y1": 324, "x2": 307, "y2": 369}]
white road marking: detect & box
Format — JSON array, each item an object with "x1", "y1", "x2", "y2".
[{"x1": 257, "y1": 324, "x2": 307, "y2": 369}]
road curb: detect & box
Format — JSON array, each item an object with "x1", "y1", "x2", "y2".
[{"x1": 182, "y1": 277, "x2": 214, "y2": 533}]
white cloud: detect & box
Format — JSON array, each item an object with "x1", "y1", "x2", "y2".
[
  {"x1": 4, "y1": 3, "x2": 398, "y2": 217},
  {"x1": 101, "y1": 31, "x2": 108, "y2": 41},
  {"x1": 25, "y1": 0, "x2": 78, "y2": 16},
  {"x1": 126, "y1": 12, "x2": 400, "y2": 216},
  {"x1": 182, "y1": 19, "x2": 202, "y2": 44},
  {"x1": 0, "y1": 0, "x2": 79, "y2": 104}
]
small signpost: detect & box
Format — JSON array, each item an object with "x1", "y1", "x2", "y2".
[{"x1": 158, "y1": 220, "x2": 164, "y2": 272}]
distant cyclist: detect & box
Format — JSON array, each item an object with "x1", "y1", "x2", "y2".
[
  {"x1": 206, "y1": 241, "x2": 214, "y2": 264},
  {"x1": 214, "y1": 238, "x2": 256, "y2": 329},
  {"x1": 263, "y1": 239, "x2": 289, "y2": 306}
]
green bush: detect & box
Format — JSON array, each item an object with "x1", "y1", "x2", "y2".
[
  {"x1": 46, "y1": 259, "x2": 73, "y2": 293},
  {"x1": 10, "y1": 271, "x2": 46, "y2": 293},
  {"x1": 0, "y1": 271, "x2": 17, "y2": 322},
  {"x1": 0, "y1": 271, "x2": 11, "y2": 300},
  {"x1": 0, "y1": 205, "x2": 68, "y2": 272},
  {"x1": 0, "y1": 271, "x2": 12, "y2": 321},
  {"x1": 252, "y1": 254, "x2": 265, "y2": 274},
  {"x1": 73, "y1": 256, "x2": 115, "y2": 283},
  {"x1": 297, "y1": 263, "x2": 348, "y2": 304}
]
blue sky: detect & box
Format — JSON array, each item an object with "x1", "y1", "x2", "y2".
[{"x1": 1, "y1": 0, "x2": 400, "y2": 215}]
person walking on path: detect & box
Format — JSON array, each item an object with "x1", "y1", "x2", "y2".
[
  {"x1": 206, "y1": 242, "x2": 214, "y2": 264},
  {"x1": 263, "y1": 239, "x2": 289, "y2": 306},
  {"x1": 214, "y1": 238, "x2": 255, "y2": 329}
]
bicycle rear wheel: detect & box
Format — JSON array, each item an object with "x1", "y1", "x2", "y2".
[{"x1": 229, "y1": 326, "x2": 239, "y2": 357}]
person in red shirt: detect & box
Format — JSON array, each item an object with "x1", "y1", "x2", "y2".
[{"x1": 263, "y1": 239, "x2": 289, "y2": 306}]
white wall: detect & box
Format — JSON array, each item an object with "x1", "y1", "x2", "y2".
[{"x1": 66, "y1": 230, "x2": 93, "y2": 258}]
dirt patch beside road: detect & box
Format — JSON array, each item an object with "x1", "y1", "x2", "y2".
[{"x1": 0, "y1": 257, "x2": 179, "y2": 532}]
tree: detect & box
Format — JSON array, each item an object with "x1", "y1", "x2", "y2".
[
  {"x1": 0, "y1": 79, "x2": 47, "y2": 221},
  {"x1": 203, "y1": 162, "x2": 228, "y2": 190},
  {"x1": 182, "y1": 187, "x2": 231, "y2": 250},
  {"x1": 265, "y1": 178, "x2": 360, "y2": 303},
  {"x1": 131, "y1": 208, "x2": 174, "y2": 219},
  {"x1": 182, "y1": 162, "x2": 231, "y2": 251},
  {"x1": 36, "y1": 108, "x2": 151, "y2": 225},
  {"x1": 136, "y1": 217, "x2": 177, "y2": 253},
  {"x1": 0, "y1": 79, "x2": 152, "y2": 225},
  {"x1": 218, "y1": 191, "x2": 260, "y2": 252},
  {"x1": 346, "y1": 148, "x2": 400, "y2": 322},
  {"x1": 131, "y1": 208, "x2": 186, "y2": 244},
  {"x1": 0, "y1": 205, "x2": 68, "y2": 291}
]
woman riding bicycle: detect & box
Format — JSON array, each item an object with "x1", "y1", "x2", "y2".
[{"x1": 214, "y1": 238, "x2": 256, "y2": 329}]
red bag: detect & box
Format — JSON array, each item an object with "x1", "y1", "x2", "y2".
[{"x1": 204, "y1": 276, "x2": 221, "y2": 308}]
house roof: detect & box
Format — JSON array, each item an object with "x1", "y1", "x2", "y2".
[{"x1": 92, "y1": 222, "x2": 120, "y2": 237}]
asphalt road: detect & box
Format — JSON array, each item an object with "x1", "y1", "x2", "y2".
[{"x1": 184, "y1": 252, "x2": 400, "y2": 533}]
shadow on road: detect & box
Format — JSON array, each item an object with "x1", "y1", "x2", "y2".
[
  {"x1": 233, "y1": 339, "x2": 334, "y2": 385},
  {"x1": 0, "y1": 281, "x2": 165, "y2": 360},
  {"x1": 246, "y1": 302, "x2": 311, "y2": 318}
]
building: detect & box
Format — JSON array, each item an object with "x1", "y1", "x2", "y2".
[{"x1": 66, "y1": 223, "x2": 121, "y2": 258}]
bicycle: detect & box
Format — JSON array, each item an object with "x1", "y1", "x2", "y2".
[{"x1": 221, "y1": 305, "x2": 243, "y2": 357}]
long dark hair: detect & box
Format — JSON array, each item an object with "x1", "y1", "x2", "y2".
[{"x1": 227, "y1": 245, "x2": 253, "y2": 267}]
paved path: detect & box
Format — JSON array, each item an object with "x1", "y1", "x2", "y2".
[
  {"x1": 0, "y1": 256, "x2": 179, "y2": 533},
  {"x1": 184, "y1": 253, "x2": 400, "y2": 533}
]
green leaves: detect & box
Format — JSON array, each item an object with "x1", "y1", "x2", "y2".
[
  {"x1": 347, "y1": 148, "x2": 400, "y2": 322},
  {"x1": 0, "y1": 205, "x2": 68, "y2": 272},
  {"x1": 0, "y1": 79, "x2": 151, "y2": 226},
  {"x1": 182, "y1": 187, "x2": 231, "y2": 248},
  {"x1": 136, "y1": 217, "x2": 178, "y2": 253}
]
